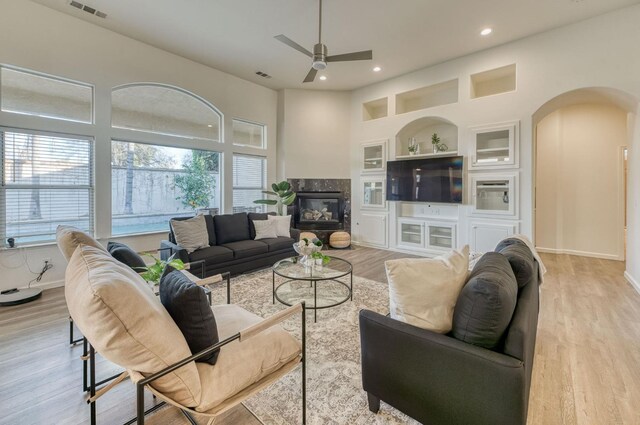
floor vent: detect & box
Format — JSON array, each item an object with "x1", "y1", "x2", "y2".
[{"x1": 69, "y1": 1, "x2": 107, "y2": 19}]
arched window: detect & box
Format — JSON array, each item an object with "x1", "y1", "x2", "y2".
[{"x1": 111, "y1": 84, "x2": 221, "y2": 142}]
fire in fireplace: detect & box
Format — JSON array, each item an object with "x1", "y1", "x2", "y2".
[{"x1": 294, "y1": 192, "x2": 344, "y2": 230}]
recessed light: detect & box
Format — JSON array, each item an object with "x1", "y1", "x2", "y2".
[
  {"x1": 480, "y1": 28, "x2": 493, "y2": 36},
  {"x1": 319, "y1": 75, "x2": 327, "y2": 81},
  {"x1": 207, "y1": 125, "x2": 213, "y2": 128},
  {"x1": 373, "y1": 66, "x2": 382, "y2": 72}
]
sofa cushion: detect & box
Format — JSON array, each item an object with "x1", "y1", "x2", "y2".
[
  {"x1": 214, "y1": 213, "x2": 250, "y2": 244},
  {"x1": 385, "y1": 245, "x2": 469, "y2": 333},
  {"x1": 107, "y1": 241, "x2": 146, "y2": 271},
  {"x1": 252, "y1": 219, "x2": 278, "y2": 240},
  {"x1": 452, "y1": 252, "x2": 518, "y2": 350},
  {"x1": 221, "y1": 240, "x2": 269, "y2": 259},
  {"x1": 188, "y1": 246, "x2": 234, "y2": 265},
  {"x1": 171, "y1": 215, "x2": 210, "y2": 253},
  {"x1": 195, "y1": 304, "x2": 301, "y2": 412},
  {"x1": 267, "y1": 215, "x2": 293, "y2": 238},
  {"x1": 495, "y1": 239, "x2": 535, "y2": 289},
  {"x1": 160, "y1": 270, "x2": 220, "y2": 365},
  {"x1": 248, "y1": 212, "x2": 277, "y2": 239},
  {"x1": 56, "y1": 225, "x2": 106, "y2": 261},
  {"x1": 65, "y1": 245, "x2": 201, "y2": 407},
  {"x1": 259, "y1": 237, "x2": 295, "y2": 252}
]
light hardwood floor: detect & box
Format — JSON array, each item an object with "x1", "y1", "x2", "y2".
[{"x1": 0, "y1": 248, "x2": 639, "y2": 424}]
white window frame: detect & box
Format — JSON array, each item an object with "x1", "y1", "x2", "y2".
[{"x1": 232, "y1": 118, "x2": 267, "y2": 149}]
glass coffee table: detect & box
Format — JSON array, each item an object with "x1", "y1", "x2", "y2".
[{"x1": 273, "y1": 256, "x2": 353, "y2": 322}]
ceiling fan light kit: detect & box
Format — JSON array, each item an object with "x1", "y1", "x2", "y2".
[{"x1": 275, "y1": 0, "x2": 373, "y2": 83}]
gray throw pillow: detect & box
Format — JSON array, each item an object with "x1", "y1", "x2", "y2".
[
  {"x1": 452, "y1": 252, "x2": 518, "y2": 350},
  {"x1": 495, "y1": 239, "x2": 535, "y2": 289},
  {"x1": 170, "y1": 215, "x2": 210, "y2": 253}
]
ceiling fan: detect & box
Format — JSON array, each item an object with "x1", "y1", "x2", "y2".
[{"x1": 274, "y1": 0, "x2": 373, "y2": 83}]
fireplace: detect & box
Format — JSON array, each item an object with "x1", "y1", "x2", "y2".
[{"x1": 293, "y1": 192, "x2": 344, "y2": 231}]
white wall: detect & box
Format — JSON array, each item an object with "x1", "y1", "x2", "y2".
[
  {"x1": 0, "y1": 0, "x2": 278, "y2": 291},
  {"x1": 277, "y1": 89, "x2": 351, "y2": 179},
  {"x1": 348, "y1": 4, "x2": 640, "y2": 284},
  {"x1": 535, "y1": 103, "x2": 627, "y2": 260}
]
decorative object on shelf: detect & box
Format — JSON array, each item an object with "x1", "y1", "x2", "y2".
[
  {"x1": 329, "y1": 231, "x2": 351, "y2": 248},
  {"x1": 253, "y1": 181, "x2": 297, "y2": 215},
  {"x1": 299, "y1": 231, "x2": 318, "y2": 241},
  {"x1": 293, "y1": 237, "x2": 323, "y2": 266},
  {"x1": 140, "y1": 254, "x2": 185, "y2": 285},
  {"x1": 408, "y1": 137, "x2": 419, "y2": 155},
  {"x1": 431, "y1": 133, "x2": 448, "y2": 153}
]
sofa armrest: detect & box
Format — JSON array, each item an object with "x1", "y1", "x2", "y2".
[
  {"x1": 359, "y1": 309, "x2": 528, "y2": 425},
  {"x1": 159, "y1": 240, "x2": 189, "y2": 263},
  {"x1": 290, "y1": 228, "x2": 301, "y2": 241}
]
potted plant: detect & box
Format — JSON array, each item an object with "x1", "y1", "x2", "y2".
[
  {"x1": 431, "y1": 133, "x2": 448, "y2": 153},
  {"x1": 253, "y1": 181, "x2": 296, "y2": 215},
  {"x1": 408, "y1": 137, "x2": 419, "y2": 155},
  {"x1": 293, "y1": 237, "x2": 322, "y2": 266},
  {"x1": 311, "y1": 251, "x2": 331, "y2": 269},
  {"x1": 139, "y1": 254, "x2": 185, "y2": 286}
]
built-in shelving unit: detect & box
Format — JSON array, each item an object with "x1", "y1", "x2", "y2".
[
  {"x1": 395, "y1": 116, "x2": 458, "y2": 157},
  {"x1": 470, "y1": 173, "x2": 518, "y2": 217},
  {"x1": 361, "y1": 176, "x2": 386, "y2": 209},
  {"x1": 362, "y1": 97, "x2": 388, "y2": 121},
  {"x1": 361, "y1": 140, "x2": 387, "y2": 172},
  {"x1": 395, "y1": 79, "x2": 459, "y2": 115},
  {"x1": 470, "y1": 64, "x2": 516, "y2": 99}
]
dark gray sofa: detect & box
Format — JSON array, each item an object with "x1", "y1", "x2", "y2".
[
  {"x1": 359, "y1": 243, "x2": 540, "y2": 425},
  {"x1": 160, "y1": 212, "x2": 299, "y2": 277}
]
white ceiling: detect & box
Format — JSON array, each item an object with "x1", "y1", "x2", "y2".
[{"x1": 31, "y1": 0, "x2": 640, "y2": 91}]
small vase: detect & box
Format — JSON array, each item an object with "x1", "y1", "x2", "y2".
[{"x1": 315, "y1": 258, "x2": 323, "y2": 270}]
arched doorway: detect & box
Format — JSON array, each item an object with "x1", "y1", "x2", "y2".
[{"x1": 532, "y1": 88, "x2": 638, "y2": 263}]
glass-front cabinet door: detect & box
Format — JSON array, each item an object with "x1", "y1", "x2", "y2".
[
  {"x1": 426, "y1": 223, "x2": 456, "y2": 251},
  {"x1": 398, "y1": 219, "x2": 424, "y2": 248},
  {"x1": 361, "y1": 177, "x2": 386, "y2": 209},
  {"x1": 470, "y1": 122, "x2": 519, "y2": 169},
  {"x1": 470, "y1": 174, "x2": 517, "y2": 217},
  {"x1": 362, "y1": 140, "x2": 387, "y2": 172}
]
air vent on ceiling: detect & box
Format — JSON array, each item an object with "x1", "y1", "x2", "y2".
[
  {"x1": 255, "y1": 71, "x2": 272, "y2": 79},
  {"x1": 69, "y1": 1, "x2": 107, "y2": 19}
]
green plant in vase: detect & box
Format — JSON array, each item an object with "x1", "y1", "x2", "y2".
[
  {"x1": 140, "y1": 254, "x2": 185, "y2": 285},
  {"x1": 253, "y1": 181, "x2": 296, "y2": 215},
  {"x1": 431, "y1": 133, "x2": 448, "y2": 153}
]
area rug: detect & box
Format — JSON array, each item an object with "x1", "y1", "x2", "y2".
[{"x1": 211, "y1": 269, "x2": 420, "y2": 425}]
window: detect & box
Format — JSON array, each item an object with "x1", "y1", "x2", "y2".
[
  {"x1": 0, "y1": 66, "x2": 93, "y2": 123},
  {"x1": 232, "y1": 155, "x2": 266, "y2": 213},
  {"x1": 233, "y1": 119, "x2": 265, "y2": 149},
  {"x1": 112, "y1": 84, "x2": 221, "y2": 142},
  {"x1": 111, "y1": 141, "x2": 221, "y2": 235},
  {"x1": 1, "y1": 129, "x2": 93, "y2": 246}
]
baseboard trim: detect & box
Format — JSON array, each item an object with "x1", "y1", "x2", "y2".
[
  {"x1": 30, "y1": 279, "x2": 65, "y2": 291},
  {"x1": 536, "y1": 247, "x2": 623, "y2": 261},
  {"x1": 624, "y1": 271, "x2": 640, "y2": 295}
]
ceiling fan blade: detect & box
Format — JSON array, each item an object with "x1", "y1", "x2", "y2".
[
  {"x1": 303, "y1": 68, "x2": 318, "y2": 83},
  {"x1": 326, "y1": 50, "x2": 373, "y2": 62},
  {"x1": 274, "y1": 34, "x2": 313, "y2": 58}
]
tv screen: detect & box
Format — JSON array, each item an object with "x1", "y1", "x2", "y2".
[{"x1": 386, "y1": 156, "x2": 463, "y2": 203}]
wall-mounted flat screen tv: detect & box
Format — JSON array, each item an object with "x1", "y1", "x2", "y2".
[{"x1": 386, "y1": 156, "x2": 463, "y2": 203}]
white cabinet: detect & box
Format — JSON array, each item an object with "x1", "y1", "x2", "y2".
[
  {"x1": 470, "y1": 173, "x2": 518, "y2": 218},
  {"x1": 397, "y1": 218, "x2": 457, "y2": 252},
  {"x1": 397, "y1": 219, "x2": 425, "y2": 249},
  {"x1": 361, "y1": 140, "x2": 387, "y2": 173},
  {"x1": 426, "y1": 222, "x2": 457, "y2": 251},
  {"x1": 361, "y1": 177, "x2": 386, "y2": 209},
  {"x1": 358, "y1": 213, "x2": 388, "y2": 248},
  {"x1": 469, "y1": 220, "x2": 519, "y2": 253},
  {"x1": 469, "y1": 121, "x2": 519, "y2": 169}
]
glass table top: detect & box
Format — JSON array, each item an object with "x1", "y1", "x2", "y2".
[
  {"x1": 273, "y1": 256, "x2": 353, "y2": 280},
  {"x1": 275, "y1": 279, "x2": 351, "y2": 309}
]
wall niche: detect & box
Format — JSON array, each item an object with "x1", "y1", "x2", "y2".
[{"x1": 395, "y1": 116, "x2": 458, "y2": 158}]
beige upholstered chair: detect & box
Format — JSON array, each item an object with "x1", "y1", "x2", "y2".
[{"x1": 57, "y1": 227, "x2": 306, "y2": 425}]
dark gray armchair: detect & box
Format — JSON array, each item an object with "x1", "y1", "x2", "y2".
[{"x1": 359, "y1": 263, "x2": 539, "y2": 425}]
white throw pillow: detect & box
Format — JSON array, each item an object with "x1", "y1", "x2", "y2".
[
  {"x1": 170, "y1": 215, "x2": 210, "y2": 253},
  {"x1": 385, "y1": 245, "x2": 470, "y2": 333},
  {"x1": 253, "y1": 219, "x2": 278, "y2": 240},
  {"x1": 267, "y1": 215, "x2": 292, "y2": 237}
]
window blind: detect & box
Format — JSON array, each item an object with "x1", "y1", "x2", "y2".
[
  {"x1": 232, "y1": 154, "x2": 266, "y2": 213},
  {"x1": 1, "y1": 129, "x2": 94, "y2": 246}
]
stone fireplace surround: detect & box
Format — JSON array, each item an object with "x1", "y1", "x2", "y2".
[{"x1": 287, "y1": 178, "x2": 351, "y2": 245}]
